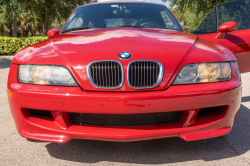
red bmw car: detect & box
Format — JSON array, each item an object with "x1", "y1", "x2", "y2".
[{"x1": 7, "y1": 0, "x2": 250, "y2": 143}]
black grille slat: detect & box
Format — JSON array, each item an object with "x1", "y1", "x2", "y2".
[
  {"x1": 128, "y1": 61, "x2": 162, "y2": 88},
  {"x1": 107, "y1": 62, "x2": 110, "y2": 87},
  {"x1": 89, "y1": 61, "x2": 123, "y2": 88},
  {"x1": 146, "y1": 62, "x2": 148, "y2": 86},
  {"x1": 98, "y1": 63, "x2": 101, "y2": 86},
  {"x1": 105, "y1": 63, "x2": 108, "y2": 87},
  {"x1": 131, "y1": 64, "x2": 133, "y2": 86},
  {"x1": 152, "y1": 63, "x2": 154, "y2": 82},
  {"x1": 140, "y1": 62, "x2": 143, "y2": 87},
  {"x1": 117, "y1": 62, "x2": 120, "y2": 85},
  {"x1": 144, "y1": 62, "x2": 146, "y2": 87},
  {"x1": 95, "y1": 64, "x2": 98, "y2": 86},
  {"x1": 92, "y1": 65, "x2": 96, "y2": 85},
  {"x1": 111, "y1": 63, "x2": 114, "y2": 87},
  {"x1": 114, "y1": 63, "x2": 116, "y2": 86},
  {"x1": 149, "y1": 63, "x2": 152, "y2": 85},
  {"x1": 137, "y1": 63, "x2": 139, "y2": 87},
  {"x1": 68, "y1": 111, "x2": 183, "y2": 127},
  {"x1": 156, "y1": 64, "x2": 159, "y2": 80}
]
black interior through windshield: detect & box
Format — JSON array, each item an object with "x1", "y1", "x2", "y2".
[{"x1": 61, "y1": 3, "x2": 183, "y2": 33}]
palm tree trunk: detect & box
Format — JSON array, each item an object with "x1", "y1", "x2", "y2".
[
  {"x1": 12, "y1": 10, "x2": 18, "y2": 37},
  {"x1": 9, "y1": 24, "x2": 13, "y2": 37},
  {"x1": 0, "y1": 25, "x2": 4, "y2": 36}
]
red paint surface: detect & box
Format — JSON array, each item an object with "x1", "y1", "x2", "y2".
[
  {"x1": 47, "y1": 29, "x2": 59, "y2": 37},
  {"x1": 198, "y1": 29, "x2": 250, "y2": 73},
  {"x1": 180, "y1": 127, "x2": 231, "y2": 141},
  {"x1": 7, "y1": 1, "x2": 246, "y2": 142},
  {"x1": 8, "y1": 63, "x2": 241, "y2": 142},
  {"x1": 219, "y1": 21, "x2": 238, "y2": 33},
  {"x1": 12, "y1": 28, "x2": 237, "y2": 92}
]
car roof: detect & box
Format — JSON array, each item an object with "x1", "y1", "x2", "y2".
[{"x1": 81, "y1": 0, "x2": 166, "y2": 7}]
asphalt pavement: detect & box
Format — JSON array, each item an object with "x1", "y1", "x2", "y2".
[{"x1": 1, "y1": 59, "x2": 250, "y2": 166}]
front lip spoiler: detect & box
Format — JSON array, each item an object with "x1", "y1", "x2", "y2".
[
  {"x1": 20, "y1": 130, "x2": 71, "y2": 143},
  {"x1": 180, "y1": 127, "x2": 231, "y2": 141},
  {"x1": 18, "y1": 127, "x2": 231, "y2": 143}
]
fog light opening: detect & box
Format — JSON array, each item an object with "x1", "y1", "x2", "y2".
[
  {"x1": 197, "y1": 106, "x2": 222, "y2": 117},
  {"x1": 29, "y1": 109, "x2": 54, "y2": 119}
]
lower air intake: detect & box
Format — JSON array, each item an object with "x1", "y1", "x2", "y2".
[
  {"x1": 29, "y1": 109, "x2": 53, "y2": 119},
  {"x1": 68, "y1": 111, "x2": 182, "y2": 127}
]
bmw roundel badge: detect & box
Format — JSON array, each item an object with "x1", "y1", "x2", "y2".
[{"x1": 118, "y1": 52, "x2": 132, "y2": 60}]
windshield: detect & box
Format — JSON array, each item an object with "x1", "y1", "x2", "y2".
[{"x1": 61, "y1": 3, "x2": 183, "y2": 33}]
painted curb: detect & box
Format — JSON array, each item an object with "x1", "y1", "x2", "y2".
[{"x1": 0, "y1": 56, "x2": 14, "y2": 60}]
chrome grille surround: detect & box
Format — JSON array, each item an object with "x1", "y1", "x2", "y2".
[
  {"x1": 87, "y1": 60, "x2": 124, "y2": 89},
  {"x1": 127, "y1": 60, "x2": 164, "y2": 89}
]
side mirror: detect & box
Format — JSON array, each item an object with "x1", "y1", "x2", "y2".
[
  {"x1": 216, "y1": 21, "x2": 237, "y2": 39},
  {"x1": 47, "y1": 29, "x2": 59, "y2": 37}
]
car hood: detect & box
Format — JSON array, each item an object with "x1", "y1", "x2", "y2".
[{"x1": 13, "y1": 28, "x2": 230, "y2": 91}]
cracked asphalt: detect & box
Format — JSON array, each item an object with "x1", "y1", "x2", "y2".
[{"x1": 0, "y1": 59, "x2": 250, "y2": 166}]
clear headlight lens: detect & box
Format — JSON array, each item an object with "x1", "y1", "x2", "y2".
[
  {"x1": 18, "y1": 65, "x2": 78, "y2": 86},
  {"x1": 173, "y1": 63, "x2": 231, "y2": 85}
]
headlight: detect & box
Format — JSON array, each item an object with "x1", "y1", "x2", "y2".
[
  {"x1": 173, "y1": 63, "x2": 231, "y2": 85},
  {"x1": 18, "y1": 65, "x2": 78, "y2": 86}
]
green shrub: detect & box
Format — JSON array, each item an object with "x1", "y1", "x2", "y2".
[{"x1": 0, "y1": 37, "x2": 48, "y2": 55}]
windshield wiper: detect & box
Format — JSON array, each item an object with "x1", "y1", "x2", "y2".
[
  {"x1": 118, "y1": 26, "x2": 144, "y2": 28},
  {"x1": 61, "y1": 27, "x2": 92, "y2": 34}
]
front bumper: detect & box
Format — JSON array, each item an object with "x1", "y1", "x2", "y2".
[{"x1": 8, "y1": 64, "x2": 242, "y2": 143}]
